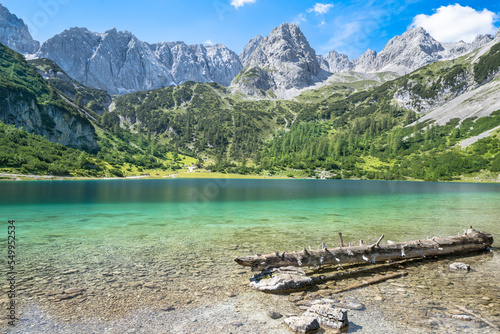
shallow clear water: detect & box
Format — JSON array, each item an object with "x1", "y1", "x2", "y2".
[{"x1": 0, "y1": 179, "x2": 499, "y2": 332}]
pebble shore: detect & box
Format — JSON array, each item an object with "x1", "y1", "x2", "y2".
[{"x1": 2, "y1": 250, "x2": 499, "y2": 333}]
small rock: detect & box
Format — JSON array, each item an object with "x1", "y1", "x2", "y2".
[
  {"x1": 143, "y1": 282, "x2": 156, "y2": 289},
  {"x1": 65, "y1": 292, "x2": 81, "y2": 299},
  {"x1": 317, "y1": 289, "x2": 331, "y2": 298},
  {"x1": 46, "y1": 290, "x2": 64, "y2": 296},
  {"x1": 289, "y1": 292, "x2": 306, "y2": 302},
  {"x1": 159, "y1": 305, "x2": 175, "y2": 311},
  {"x1": 304, "y1": 292, "x2": 322, "y2": 301},
  {"x1": 338, "y1": 301, "x2": 365, "y2": 310},
  {"x1": 61, "y1": 270, "x2": 79, "y2": 275},
  {"x1": 284, "y1": 315, "x2": 320, "y2": 334},
  {"x1": 54, "y1": 294, "x2": 66, "y2": 300},
  {"x1": 128, "y1": 282, "x2": 142, "y2": 288},
  {"x1": 304, "y1": 304, "x2": 348, "y2": 331},
  {"x1": 266, "y1": 310, "x2": 282, "y2": 319},
  {"x1": 449, "y1": 262, "x2": 470, "y2": 271},
  {"x1": 64, "y1": 288, "x2": 83, "y2": 294},
  {"x1": 452, "y1": 314, "x2": 475, "y2": 321},
  {"x1": 231, "y1": 322, "x2": 244, "y2": 327},
  {"x1": 373, "y1": 296, "x2": 383, "y2": 301},
  {"x1": 225, "y1": 292, "x2": 236, "y2": 297}
]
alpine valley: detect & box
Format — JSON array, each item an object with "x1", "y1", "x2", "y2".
[{"x1": 1, "y1": 4, "x2": 500, "y2": 182}]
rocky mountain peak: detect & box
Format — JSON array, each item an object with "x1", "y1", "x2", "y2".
[
  {"x1": 232, "y1": 23, "x2": 326, "y2": 96},
  {"x1": 240, "y1": 35, "x2": 263, "y2": 65},
  {"x1": 492, "y1": 28, "x2": 500, "y2": 43},
  {"x1": 400, "y1": 26, "x2": 444, "y2": 53},
  {"x1": 353, "y1": 49, "x2": 377, "y2": 72},
  {"x1": 360, "y1": 27, "x2": 444, "y2": 73},
  {"x1": 0, "y1": 4, "x2": 39, "y2": 54},
  {"x1": 318, "y1": 50, "x2": 353, "y2": 73},
  {"x1": 471, "y1": 34, "x2": 494, "y2": 49},
  {"x1": 256, "y1": 23, "x2": 318, "y2": 66},
  {"x1": 346, "y1": 26, "x2": 492, "y2": 74}
]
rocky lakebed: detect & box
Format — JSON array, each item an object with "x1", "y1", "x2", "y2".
[{"x1": 1, "y1": 246, "x2": 499, "y2": 333}]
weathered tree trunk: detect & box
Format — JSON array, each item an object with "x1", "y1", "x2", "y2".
[{"x1": 235, "y1": 228, "x2": 493, "y2": 271}]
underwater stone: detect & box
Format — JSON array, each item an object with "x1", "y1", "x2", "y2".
[{"x1": 449, "y1": 262, "x2": 470, "y2": 271}]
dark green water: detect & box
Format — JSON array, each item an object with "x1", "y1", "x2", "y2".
[{"x1": 0, "y1": 179, "x2": 499, "y2": 329}]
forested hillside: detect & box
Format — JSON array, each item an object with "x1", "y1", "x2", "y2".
[
  {"x1": 106, "y1": 40, "x2": 500, "y2": 181},
  {"x1": 1, "y1": 38, "x2": 500, "y2": 181}
]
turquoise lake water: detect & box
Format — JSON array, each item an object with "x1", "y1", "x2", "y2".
[
  {"x1": 2, "y1": 179, "x2": 498, "y2": 251},
  {"x1": 0, "y1": 179, "x2": 499, "y2": 330}
]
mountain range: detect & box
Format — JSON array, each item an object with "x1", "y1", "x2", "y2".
[
  {"x1": 0, "y1": 4, "x2": 500, "y2": 182},
  {"x1": 1, "y1": 4, "x2": 496, "y2": 97}
]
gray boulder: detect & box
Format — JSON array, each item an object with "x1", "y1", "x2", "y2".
[
  {"x1": 284, "y1": 315, "x2": 320, "y2": 334},
  {"x1": 304, "y1": 304, "x2": 349, "y2": 331},
  {"x1": 249, "y1": 266, "x2": 313, "y2": 292}
]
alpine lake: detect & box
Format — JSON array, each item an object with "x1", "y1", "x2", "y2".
[{"x1": 1, "y1": 179, "x2": 499, "y2": 333}]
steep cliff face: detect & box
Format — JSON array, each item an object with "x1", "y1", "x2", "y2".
[
  {"x1": 0, "y1": 43, "x2": 98, "y2": 150},
  {"x1": 0, "y1": 4, "x2": 39, "y2": 54},
  {"x1": 0, "y1": 90, "x2": 98, "y2": 150},
  {"x1": 232, "y1": 23, "x2": 328, "y2": 96},
  {"x1": 28, "y1": 58, "x2": 112, "y2": 115},
  {"x1": 240, "y1": 35, "x2": 264, "y2": 65},
  {"x1": 36, "y1": 28, "x2": 243, "y2": 95}
]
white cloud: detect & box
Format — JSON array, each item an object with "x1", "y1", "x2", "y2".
[
  {"x1": 292, "y1": 13, "x2": 307, "y2": 25},
  {"x1": 412, "y1": 4, "x2": 498, "y2": 43},
  {"x1": 230, "y1": 0, "x2": 256, "y2": 9},
  {"x1": 307, "y1": 3, "x2": 334, "y2": 15},
  {"x1": 204, "y1": 40, "x2": 214, "y2": 45}
]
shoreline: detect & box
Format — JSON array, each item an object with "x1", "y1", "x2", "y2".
[{"x1": 1, "y1": 170, "x2": 499, "y2": 184}]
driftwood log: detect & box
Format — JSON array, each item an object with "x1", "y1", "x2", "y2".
[{"x1": 235, "y1": 228, "x2": 493, "y2": 271}]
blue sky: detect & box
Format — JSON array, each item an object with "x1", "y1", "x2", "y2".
[{"x1": 2, "y1": 0, "x2": 499, "y2": 59}]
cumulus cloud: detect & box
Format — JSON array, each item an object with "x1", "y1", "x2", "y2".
[
  {"x1": 204, "y1": 40, "x2": 214, "y2": 45},
  {"x1": 230, "y1": 0, "x2": 257, "y2": 9},
  {"x1": 412, "y1": 4, "x2": 498, "y2": 43},
  {"x1": 307, "y1": 3, "x2": 334, "y2": 15}
]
